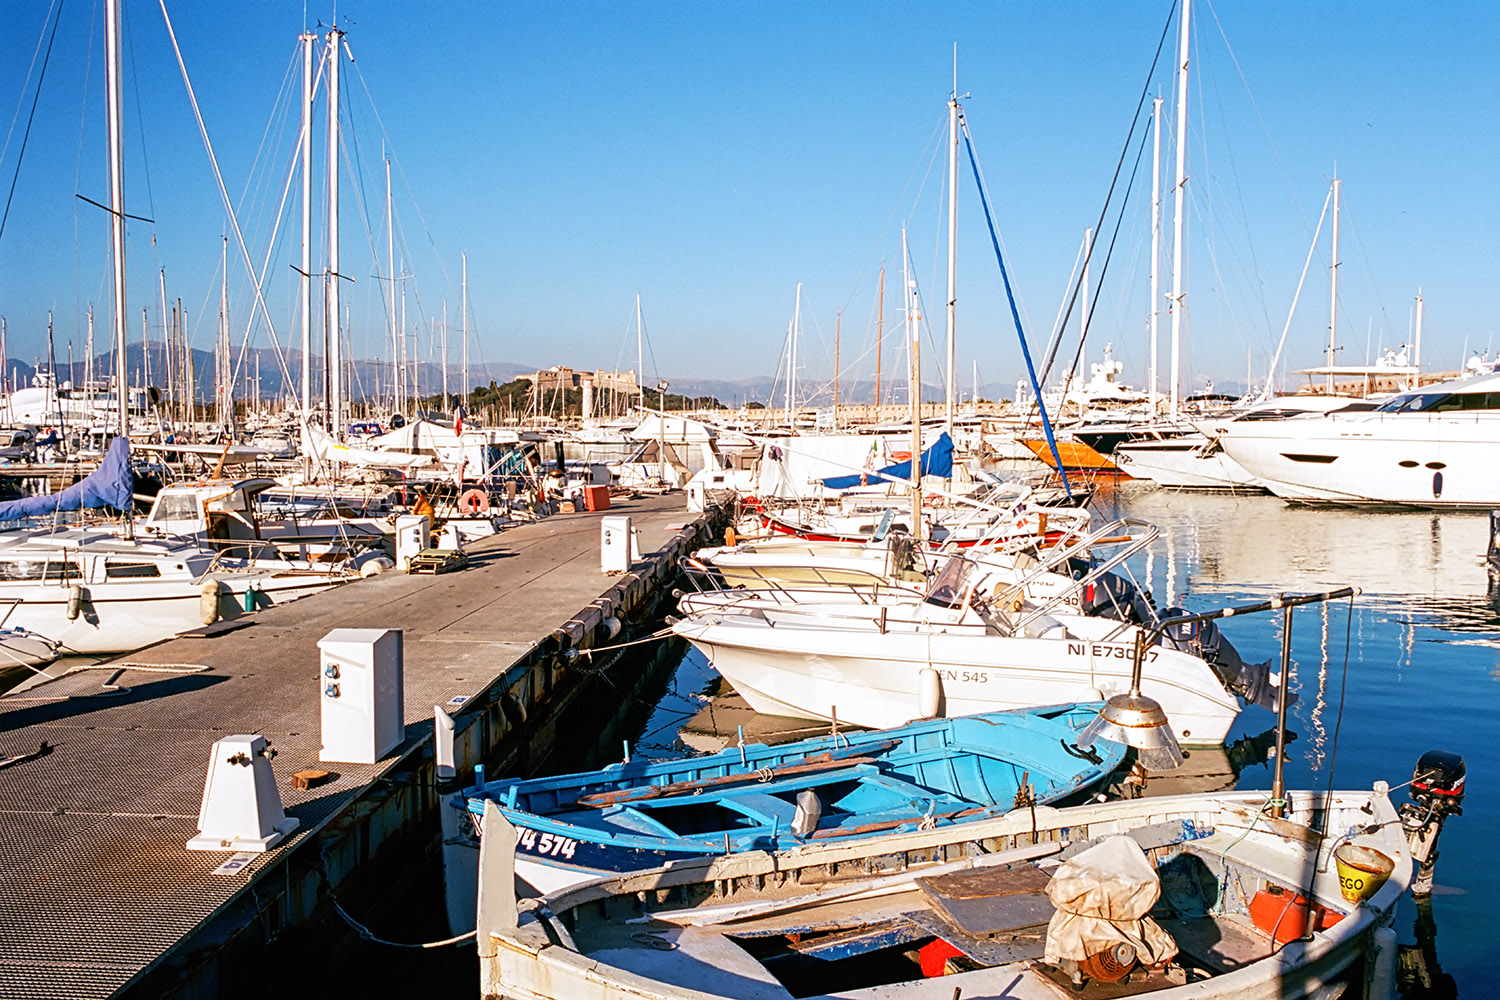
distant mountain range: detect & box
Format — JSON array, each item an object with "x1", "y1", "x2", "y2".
[{"x1": 2, "y1": 347, "x2": 1244, "y2": 408}]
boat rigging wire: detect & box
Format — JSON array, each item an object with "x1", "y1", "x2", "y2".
[{"x1": 0, "y1": 0, "x2": 65, "y2": 246}]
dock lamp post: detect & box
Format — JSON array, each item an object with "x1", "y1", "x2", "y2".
[
  {"x1": 1075, "y1": 587, "x2": 1359, "y2": 777},
  {"x1": 655, "y1": 380, "x2": 669, "y2": 485}
]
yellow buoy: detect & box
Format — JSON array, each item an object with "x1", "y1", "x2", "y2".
[{"x1": 1333, "y1": 844, "x2": 1395, "y2": 903}]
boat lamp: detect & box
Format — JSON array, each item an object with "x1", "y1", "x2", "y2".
[{"x1": 1076, "y1": 629, "x2": 1184, "y2": 772}]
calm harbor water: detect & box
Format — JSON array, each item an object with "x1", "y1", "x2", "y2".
[{"x1": 634, "y1": 480, "x2": 1496, "y2": 997}]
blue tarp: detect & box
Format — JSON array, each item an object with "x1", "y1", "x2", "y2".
[
  {"x1": 822, "y1": 432, "x2": 954, "y2": 489},
  {"x1": 0, "y1": 436, "x2": 134, "y2": 521}
]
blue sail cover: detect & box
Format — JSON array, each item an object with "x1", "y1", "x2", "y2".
[
  {"x1": 0, "y1": 436, "x2": 134, "y2": 521},
  {"x1": 822, "y1": 432, "x2": 954, "y2": 490}
]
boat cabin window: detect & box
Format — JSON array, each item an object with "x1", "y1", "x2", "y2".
[
  {"x1": 925, "y1": 556, "x2": 977, "y2": 609},
  {"x1": 105, "y1": 562, "x2": 162, "y2": 579},
  {"x1": 0, "y1": 558, "x2": 81, "y2": 582},
  {"x1": 151, "y1": 494, "x2": 201, "y2": 523},
  {"x1": 1375, "y1": 390, "x2": 1500, "y2": 414}
]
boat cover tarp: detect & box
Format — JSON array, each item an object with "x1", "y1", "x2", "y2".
[
  {"x1": 0, "y1": 435, "x2": 134, "y2": 520},
  {"x1": 755, "y1": 434, "x2": 893, "y2": 500},
  {"x1": 1043, "y1": 835, "x2": 1178, "y2": 967},
  {"x1": 822, "y1": 432, "x2": 954, "y2": 489}
]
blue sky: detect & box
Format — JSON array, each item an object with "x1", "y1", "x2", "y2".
[{"x1": 1, "y1": 1, "x2": 1496, "y2": 401}]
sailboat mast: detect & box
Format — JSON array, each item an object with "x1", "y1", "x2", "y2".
[
  {"x1": 461, "y1": 253, "x2": 469, "y2": 414},
  {"x1": 1149, "y1": 95, "x2": 1162, "y2": 413},
  {"x1": 220, "y1": 236, "x2": 231, "y2": 431},
  {"x1": 833, "y1": 311, "x2": 840, "y2": 428},
  {"x1": 1167, "y1": 0, "x2": 1190, "y2": 421},
  {"x1": 789, "y1": 283, "x2": 802, "y2": 423},
  {"x1": 326, "y1": 27, "x2": 343, "y2": 436},
  {"x1": 299, "y1": 31, "x2": 314, "y2": 438},
  {"x1": 442, "y1": 299, "x2": 450, "y2": 413},
  {"x1": 903, "y1": 228, "x2": 922, "y2": 544},
  {"x1": 944, "y1": 56, "x2": 959, "y2": 439},
  {"x1": 387, "y1": 156, "x2": 398, "y2": 417},
  {"x1": 105, "y1": 0, "x2": 128, "y2": 441},
  {"x1": 1327, "y1": 175, "x2": 1341, "y2": 391},
  {"x1": 635, "y1": 293, "x2": 645, "y2": 415},
  {"x1": 1413, "y1": 291, "x2": 1424, "y2": 371},
  {"x1": 875, "y1": 264, "x2": 884, "y2": 410}
]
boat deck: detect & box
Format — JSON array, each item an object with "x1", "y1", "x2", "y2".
[{"x1": 0, "y1": 494, "x2": 705, "y2": 998}]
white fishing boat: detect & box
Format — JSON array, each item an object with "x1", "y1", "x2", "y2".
[{"x1": 476, "y1": 778, "x2": 1424, "y2": 1000}]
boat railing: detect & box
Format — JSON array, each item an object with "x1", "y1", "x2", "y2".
[{"x1": 677, "y1": 556, "x2": 903, "y2": 605}]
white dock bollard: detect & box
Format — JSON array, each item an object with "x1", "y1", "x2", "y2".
[
  {"x1": 319, "y1": 628, "x2": 405, "y2": 764},
  {"x1": 187, "y1": 734, "x2": 300, "y2": 852},
  {"x1": 395, "y1": 514, "x2": 431, "y2": 571}
]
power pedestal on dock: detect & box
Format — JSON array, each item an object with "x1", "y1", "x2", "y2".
[
  {"x1": 319, "y1": 628, "x2": 406, "y2": 764},
  {"x1": 186, "y1": 734, "x2": 299, "y2": 853}
]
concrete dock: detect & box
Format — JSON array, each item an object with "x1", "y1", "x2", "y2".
[{"x1": 0, "y1": 495, "x2": 721, "y2": 998}]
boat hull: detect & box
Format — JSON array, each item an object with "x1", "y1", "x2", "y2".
[{"x1": 675, "y1": 614, "x2": 1241, "y2": 746}]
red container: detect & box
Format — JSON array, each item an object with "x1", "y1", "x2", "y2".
[
  {"x1": 1248, "y1": 888, "x2": 1343, "y2": 946},
  {"x1": 583, "y1": 484, "x2": 611, "y2": 512}
]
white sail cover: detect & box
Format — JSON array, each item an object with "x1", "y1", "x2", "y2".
[
  {"x1": 303, "y1": 424, "x2": 433, "y2": 468},
  {"x1": 1042, "y1": 835, "x2": 1178, "y2": 968}
]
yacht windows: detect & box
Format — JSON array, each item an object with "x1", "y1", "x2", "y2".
[
  {"x1": 0, "y1": 558, "x2": 82, "y2": 581},
  {"x1": 1375, "y1": 391, "x2": 1500, "y2": 413},
  {"x1": 105, "y1": 562, "x2": 162, "y2": 579},
  {"x1": 925, "y1": 556, "x2": 977, "y2": 609}
]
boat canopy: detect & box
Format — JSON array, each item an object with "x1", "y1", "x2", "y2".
[
  {"x1": 0, "y1": 435, "x2": 134, "y2": 520},
  {"x1": 822, "y1": 432, "x2": 954, "y2": 489}
]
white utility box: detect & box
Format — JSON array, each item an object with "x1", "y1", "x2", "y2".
[
  {"x1": 600, "y1": 515, "x2": 641, "y2": 574},
  {"x1": 187, "y1": 734, "x2": 299, "y2": 852},
  {"x1": 436, "y1": 523, "x2": 465, "y2": 552},
  {"x1": 395, "y1": 514, "x2": 431, "y2": 571},
  {"x1": 319, "y1": 628, "x2": 405, "y2": 764}
]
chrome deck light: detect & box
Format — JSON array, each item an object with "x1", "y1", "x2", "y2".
[{"x1": 1076, "y1": 630, "x2": 1184, "y2": 772}]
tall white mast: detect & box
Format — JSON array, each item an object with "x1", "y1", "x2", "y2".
[
  {"x1": 105, "y1": 0, "x2": 128, "y2": 440},
  {"x1": 1081, "y1": 226, "x2": 1092, "y2": 371},
  {"x1": 635, "y1": 293, "x2": 645, "y2": 415},
  {"x1": 220, "y1": 236, "x2": 231, "y2": 430},
  {"x1": 1149, "y1": 95, "x2": 1162, "y2": 413},
  {"x1": 789, "y1": 282, "x2": 802, "y2": 423},
  {"x1": 1413, "y1": 290, "x2": 1424, "y2": 371},
  {"x1": 326, "y1": 28, "x2": 343, "y2": 435},
  {"x1": 299, "y1": 31, "x2": 314, "y2": 437},
  {"x1": 442, "y1": 299, "x2": 450, "y2": 413},
  {"x1": 1168, "y1": 0, "x2": 1191, "y2": 420},
  {"x1": 903, "y1": 227, "x2": 923, "y2": 543},
  {"x1": 386, "y1": 155, "x2": 398, "y2": 416},
  {"x1": 1327, "y1": 174, "x2": 1341, "y2": 391},
  {"x1": 461, "y1": 252, "x2": 469, "y2": 413},
  {"x1": 944, "y1": 52, "x2": 960, "y2": 439}
]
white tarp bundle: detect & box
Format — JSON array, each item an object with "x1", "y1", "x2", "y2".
[
  {"x1": 1042, "y1": 835, "x2": 1178, "y2": 968},
  {"x1": 754, "y1": 435, "x2": 890, "y2": 500}
]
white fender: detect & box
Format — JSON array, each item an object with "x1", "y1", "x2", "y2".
[
  {"x1": 918, "y1": 666, "x2": 943, "y2": 718},
  {"x1": 200, "y1": 580, "x2": 223, "y2": 625}
]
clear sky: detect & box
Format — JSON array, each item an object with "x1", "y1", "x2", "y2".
[{"x1": 1, "y1": 1, "x2": 1496, "y2": 401}]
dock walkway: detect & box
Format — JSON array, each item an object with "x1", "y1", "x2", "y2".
[{"x1": 0, "y1": 495, "x2": 711, "y2": 999}]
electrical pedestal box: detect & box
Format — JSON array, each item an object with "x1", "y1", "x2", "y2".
[
  {"x1": 319, "y1": 628, "x2": 405, "y2": 764},
  {"x1": 600, "y1": 515, "x2": 641, "y2": 574}
]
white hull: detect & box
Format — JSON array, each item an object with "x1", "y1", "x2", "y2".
[
  {"x1": 2, "y1": 573, "x2": 333, "y2": 653},
  {"x1": 675, "y1": 612, "x2": 1241, "y2": 746},
  {"x1": 1114, "y1": 435, "x2": 1265, "y2": 490}
]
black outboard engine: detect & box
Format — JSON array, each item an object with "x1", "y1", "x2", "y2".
[
  {"x1": 1157, "y1": 607, "x2": 1285, "y2": 713},
  {"x1": 1400, "y1": 750, "x2": 1465, "y2": 896},
  {"x1": 1080, "y1": 571, "x2": 1156, "y2": 625}
]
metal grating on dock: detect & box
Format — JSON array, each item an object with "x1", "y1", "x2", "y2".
[{"x1": 0, "y1": 496, "x2": 700, "y2": 997}]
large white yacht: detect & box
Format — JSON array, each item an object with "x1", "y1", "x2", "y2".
[{"x1": 1214, "y1": 369, "x2": 1500, "y2": 506}]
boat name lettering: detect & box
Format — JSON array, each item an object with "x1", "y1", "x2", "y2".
[
  {"x1": 1065, "y1": 641, "x2": 1158, "y2": 662},
  {"x1": 515, "y1": 827, "x2": 577, "y2": 859},
  {"x1": 941, "y1": 669, "x2": 989, "y2": 684}
]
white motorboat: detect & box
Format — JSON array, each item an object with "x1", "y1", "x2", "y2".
[
  {"x1": 0, "y1": 527, "x2": 342, "y2": 653},
  {"x1": 1214, "y1": 370, "x2": 1500, "y2": 507},
  {"x1": 477, "y1": 779, "x2": 1423, "y2": 1000}
]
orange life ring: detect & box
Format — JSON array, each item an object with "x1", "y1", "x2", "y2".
[{"x1": 459, "y1": 488, "x2": 490, "y2": 514}]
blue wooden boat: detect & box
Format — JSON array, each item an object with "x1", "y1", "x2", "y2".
[{"x1": 455, "y1": 703, "x2": 1124, "y2": 894}]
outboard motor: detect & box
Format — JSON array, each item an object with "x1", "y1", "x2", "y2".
[
  {"x1": 1157, "y1": 607, "x2": 1284, "y2": 712},
  {"x1": 1400, "y1": 750, "x2": 1465, "y2": 896},
  {"x1": 1080, "y1": 571, "x2": 1156, "y2": 625}
]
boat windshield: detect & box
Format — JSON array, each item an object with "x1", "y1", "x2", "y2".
[{"x1": 924, "y1": 556, "x2": 976, "y2": 609}]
